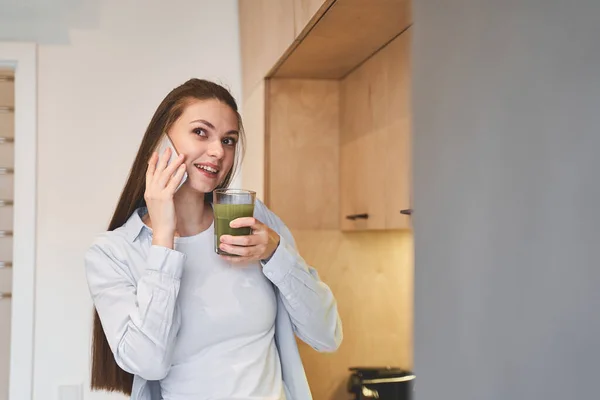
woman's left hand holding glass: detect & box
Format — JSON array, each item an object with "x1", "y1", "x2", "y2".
[{"x1": 219, "y1": 217, "x2": 280, "y2": 264}]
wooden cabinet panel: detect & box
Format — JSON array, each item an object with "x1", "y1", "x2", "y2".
[
  {"x1": 385, "y1": 28, "x2": 412, "y2": 229},
  {"x1": 238, "y1": 0, "x2": 296, "y2": 97},
  {"x1": 267, "y1": 79, "x2": 340, "y2": 230},
  {"x1": 273, "y1": 0, "x2": 411, "y2": 79},
  {"x1": 0, "y1": 69, "x2": 14, "y2": 137},
  {"x1": 340, "y1": 62, "x2": 387, "y2": 230},
  {"x1": 240, "y1": 81, "x2": 266, "y2": 200},
  {"x1": 293, "y1": 229, "x2": 414, "y2": 399},
  {"x1": 0, "y1": 114, "x2": 13, "y2": 137},
  {"x1": 292, "y1": 0, "x2": 330, "y2": 37},
  {"x1": 0, "y1": 70, "x2": 14, "y2": 107},
  {"x1": 340, "y1": 28, "x2": 412, "y2": 231}
]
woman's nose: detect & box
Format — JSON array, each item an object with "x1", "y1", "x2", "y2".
[{"x1": 207, "y1": 139, "x2": 224, "y2": 159}]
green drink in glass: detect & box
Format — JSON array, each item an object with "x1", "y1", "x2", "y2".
[{"x1": 213, "y1": 189, "x2": 256, "y2": 256}]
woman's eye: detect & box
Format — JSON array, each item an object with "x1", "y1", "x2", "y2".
[
  {"x1": 193, "y1": 128, "x2": 207, "y2": 137},
  {"x1": 223, "y1": 137, "x2": 237, "y2": 146}
]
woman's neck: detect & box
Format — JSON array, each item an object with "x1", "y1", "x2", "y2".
[
  {"x1": 173, "y1": 186, "x2": 213, "y2": 237},
  {"x1": 142, "y1": 185, "x2": 213, "y2": 237},
  {"x1": 141, "y1": 186, "x2": 213, "y2": 238}
]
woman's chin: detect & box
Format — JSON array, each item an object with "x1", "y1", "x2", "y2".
[{"x1": 184, "y1": 179, "x2": 218, "y2": 196}]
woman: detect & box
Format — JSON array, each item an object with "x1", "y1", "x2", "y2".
[{"x1": 84, "y1": 78, "x2": 342, "y2": 400}]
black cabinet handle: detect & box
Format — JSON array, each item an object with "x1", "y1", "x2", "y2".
[
  {"x1": 346, "y1": 213, "x2": 369, "y2": 220},
  {"x1": 399, "y1": 209, "x2": 413, "y2": 215}
]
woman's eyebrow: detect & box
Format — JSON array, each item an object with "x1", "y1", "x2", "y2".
[{"x1": 191, "y1": 119, "x2": 239, "y2": 136}]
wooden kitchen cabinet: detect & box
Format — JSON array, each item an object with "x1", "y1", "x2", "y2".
[
  {"x1": 292, "y1": 0, "x2": 331, "y2": 37},
  {"x1": 240, "y1": 82, "x2": 266, "y2": 200},
  {"x1": 267, "y1": 79, "x2": 340, "y2": 230},
  {"x1": 273, "y1": 0, "x2": 411, "y2": 80},
  {"x1": 340, "y1": 28, "x2": 412, "y2": 231},
  {"x1": 238, "y1": 0, "x2": 413, "y2": 232},
  {"x1": 238, "y1": 0, "x2": 295, "y2": 97}
]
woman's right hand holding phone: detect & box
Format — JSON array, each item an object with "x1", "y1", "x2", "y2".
[{"x1": 145, "y1": 147, "x2": 186, "y2": 249}]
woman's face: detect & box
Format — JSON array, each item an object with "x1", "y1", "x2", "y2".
[{"x1": 167, "y1": 98, "x2": 239, "y2": 194}]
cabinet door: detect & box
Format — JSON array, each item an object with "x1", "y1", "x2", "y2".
[
  {"x1": 268, "y1": 79, "x2": 340, "y2": 230},
  {"x1": 340, "y1": 55, "x2": 388, "y2": 231},
  {"x1": 385, "y1": 27, "x2": 412, "y2": 230},
  {"x1": 340, "y1": 28, "x2": 412, "y2": 231}
]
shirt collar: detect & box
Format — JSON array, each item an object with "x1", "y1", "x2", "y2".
[{"x1": 123, "y1": 207, "x2": 149, "y2": 243}]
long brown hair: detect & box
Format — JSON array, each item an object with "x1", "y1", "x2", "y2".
[{"x1": 91, "y1": 78, "x2": 246, "y2": 394}]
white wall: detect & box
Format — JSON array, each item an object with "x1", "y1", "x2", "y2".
[
  {"x1": 2, "y1": 1, "x2": 242, "y2": 399},
  {"x1": 413, "y1": 1, "x2": 600, "y2": 399}
]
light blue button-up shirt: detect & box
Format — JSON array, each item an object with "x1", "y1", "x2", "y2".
[{"x1": 84, "y1": 199, "x2": 343, "y2": 400}]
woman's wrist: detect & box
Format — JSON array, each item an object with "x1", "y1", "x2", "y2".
[
  {"x1": 261, "y1": 235, "x2": 280, "y2": 264},
  {"x1": 152, "y1": 232, "x2": 174, "y2": 249}
]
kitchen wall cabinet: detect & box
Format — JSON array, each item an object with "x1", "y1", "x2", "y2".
[
  {"x1": 264, "y1": 28, "x2": 413, "y2": 232},
  {"x1": 267, "y1": 79, "x2": 340, "y2": 230},
  {"x1": 272, "y1": 0, "x2": 411, "y2": 79},
  {"x1": 238, "y1": 0, "x2": 295, "y2": 97},
  {"x1": 340, "y1": 29, "x2": 412, "y2": 231}
]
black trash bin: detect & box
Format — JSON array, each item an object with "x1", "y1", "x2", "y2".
[{"x1": 347, "y1": 367, "x2": 415, "y2": 400}]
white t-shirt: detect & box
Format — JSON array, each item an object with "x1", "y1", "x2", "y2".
[{"x1": 159, "y1": 221, "x2": 286, "y2": 400}]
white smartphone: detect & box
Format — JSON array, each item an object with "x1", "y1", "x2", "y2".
[{"x1": 156, "y1": 134, "x2": 188, "y2": 191}]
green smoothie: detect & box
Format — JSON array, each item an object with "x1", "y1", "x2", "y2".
[{"x1": 213, "y1": 203, "x2": 255, "y2": 255}]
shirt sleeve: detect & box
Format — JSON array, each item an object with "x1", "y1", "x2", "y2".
[
  {"x1": 84, "y1": 235, "x2": 185, "y2": 380},
  {"x1": 256, "y1": 201, "x2": 343, "y2": 352}
]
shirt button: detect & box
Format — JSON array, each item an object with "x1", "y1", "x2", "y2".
[{"x1": 265, "y1": 271, "x2": 273, "y2": 278}]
